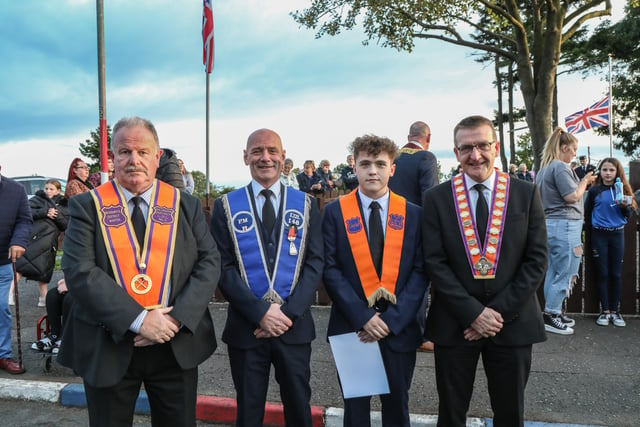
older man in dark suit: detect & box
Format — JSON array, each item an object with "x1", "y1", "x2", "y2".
[
  {"x1": 210, "y1": 128, "x2": 323, "y2": 427},
  {"x1": 59, "y1": 116, "x2": 220, "y2": 427},
  {"x1": 423, "y1": 115, "x2": 548, "y2": 427},
  {"x1": 389, "y1": 120, "x2": 439, "y2": 352},
  {"x1": 388, "y1": 120, "x2": 438, "y2": 205}
]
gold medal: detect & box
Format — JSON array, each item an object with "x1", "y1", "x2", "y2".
[{"x1": 131, "y1": 274, "x2": 153, "y2": 295}]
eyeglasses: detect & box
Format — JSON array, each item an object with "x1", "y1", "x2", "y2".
[
  {"x1": 456, "y1": 141, "x2": 495, "y2": 156},
  {"x1": 75, "y1": 165, "x2": 89, "y2": 170}
]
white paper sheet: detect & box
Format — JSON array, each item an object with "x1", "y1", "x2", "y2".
[{"x1": 328, "y1": 332, "x2": 390, "y2": 399}]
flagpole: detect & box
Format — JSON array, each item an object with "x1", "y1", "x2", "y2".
[
  {"x1": 609, "y1": 53, "x2": 613, "y2": 157},
  {"x1": 202, "y1": 0, "x2": 214, "y2": 201},
  {"x1": 205, "y1": 73, "x2": 211, "y2": 199},
  {"x1": 96, "y1": 0, "x2": 108, "y2": 184}
]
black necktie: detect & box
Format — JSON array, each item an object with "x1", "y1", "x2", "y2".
[
  {"x1": 474, "y1": 184, "x2": 488, "y2": 247},
  {"x1": 368, "y1": 201, "x2": 384, "y2": 277},
  {"x1": 131, "y1": 196, "x2": 146, "y2": 248},
  {"x1": 261, "y1": 189, "x2": 275, "y2": 235}
]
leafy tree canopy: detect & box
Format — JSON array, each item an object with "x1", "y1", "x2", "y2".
[
  {"x1": 292, "y1": 1, "x2": 613, "y2": 169},
  {"x1": 561, "y1": 0, "x2": 640, "y2": 157}
]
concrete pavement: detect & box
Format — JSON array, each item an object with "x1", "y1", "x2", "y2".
[{"x1": 3, "y1": 272, "x2": 638, "y2": 426}]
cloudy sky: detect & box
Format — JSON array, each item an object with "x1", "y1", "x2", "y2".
[{"x1": 0, "y1": 1, "x2": 624, "y2": 187}]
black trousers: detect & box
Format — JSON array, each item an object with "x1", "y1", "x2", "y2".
[
  {"x1": 434, "y1": 340, "x2": 532, "y2": 427},
  {"x1": 83, "y1": 343, "x2": 197, "y2": 427},
  {"x1": 228, "y1": 339, "x2": 312, "y2": 427}
]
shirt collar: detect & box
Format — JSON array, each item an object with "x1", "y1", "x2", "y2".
[
  {"x1": 357, "y1": 189, "x2": 390, "y2": 211},
  {"x1": 463, "y1": 170, "x2": 496, "y2": 192},
  {"x1": 251, "y1": 180, "x2": 281, "y2": 199},
  {"x1": 119, "y1": 182, "x2": 154, "y2": 206}
]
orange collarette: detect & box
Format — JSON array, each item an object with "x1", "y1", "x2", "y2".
[{"x1": 339, "y1": 191, "x2": 406, "y2": 307}]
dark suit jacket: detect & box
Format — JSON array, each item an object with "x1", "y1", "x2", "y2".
[
  {"x1": 388, "y1": 146, "x2": 438, "y2": 206},
  {"x1": 210, "y1": 185, "x2": 323, "y2": 349},
  {"x1": 575, "y1": 164, "x2": 596, "y2": 179},
  {"x1": 423, "y1": 177, "x2": 548, "y2": 347},
  {"x1": 322, "y1": 192, "x2": 428, "y2": 352},
  {"x1": 59, "y1": 189, "x2": 220, "y2": 387}
]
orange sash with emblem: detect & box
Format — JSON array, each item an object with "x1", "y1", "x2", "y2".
[
  {"x1": 339, "y1": 191, "x2": 406, "y2": 307},
  {"x1": 91, "y1": 180, "x2": 179, "y2": 309}
]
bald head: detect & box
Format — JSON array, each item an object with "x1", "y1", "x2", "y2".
[
  {"x1": 244, "y1": 128, "x2": 286, "y2": 187},
  {"x1": 408, "y1": 121, "x2": 431, "y2": 150}
]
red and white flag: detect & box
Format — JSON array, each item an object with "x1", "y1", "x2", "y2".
[
  {"x1": 564, "y1": 96, "x2": 610, "y2": 134},
  {"x1": 202, "y1": 0, "x2": 214, "y2": 73}
]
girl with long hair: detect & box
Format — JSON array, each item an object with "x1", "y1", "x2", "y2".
[{"x1": 585, "y1": 157, "x2": 636, "y2": 327}]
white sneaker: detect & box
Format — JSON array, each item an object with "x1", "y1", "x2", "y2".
[
  {"x1": 596, "y1": 312, "x2": 610, "y2": 326},
  {"x1": 611, "y1": 312, "x2": 626, "y2": 327},
  {"x1": 37, "y1": 297, "x2": 46, "y2": 307},
  {"x1": 544, "y1": 313, "x2": 574, "y2": 335}
]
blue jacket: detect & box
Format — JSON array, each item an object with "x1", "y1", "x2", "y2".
[{"x1": 0, "y1": 176, "x2": 33, "y2": 266}]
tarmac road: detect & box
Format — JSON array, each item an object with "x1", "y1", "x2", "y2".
[{"x1": 3, "y1": 271, "x2": 639, "y2": 426}]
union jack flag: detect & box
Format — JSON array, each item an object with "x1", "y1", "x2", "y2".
[
  {"x1": 202, "y1": 0, "x2": 214, "y2": 73},
  {"x1": 564, "y1": 96, "x2": 610, "y2": 134}
]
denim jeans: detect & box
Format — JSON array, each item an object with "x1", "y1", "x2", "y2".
[
  {"x1": 0, "y1": 263, "x2": 14, "y2": 358},
  {"x1": 543, "y1": 218, "x2": 583, "y2": 314},
  {"x1": 591, "y1": 228, "x2": 624, "y2": 312}
]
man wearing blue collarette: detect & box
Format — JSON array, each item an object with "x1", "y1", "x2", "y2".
[{"x1": 211, "y1": 128, "x2": 323, "y2": 427}]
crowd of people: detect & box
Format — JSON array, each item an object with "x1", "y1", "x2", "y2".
[{"x1": 0, "y1": 113, "x2": 636, "y2": 427}]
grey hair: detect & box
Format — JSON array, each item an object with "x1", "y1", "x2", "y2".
[{"x1": 111, "y1": 116, "x2": 160, "y2": 149}]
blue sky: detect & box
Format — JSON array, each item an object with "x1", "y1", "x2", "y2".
[{"x1": 0, "y1": 1, "x2": 624, "y2": 186}]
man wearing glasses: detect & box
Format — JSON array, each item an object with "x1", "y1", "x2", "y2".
[{"x1": 422, "y1": 115, "x2": 548, "y2": 426}]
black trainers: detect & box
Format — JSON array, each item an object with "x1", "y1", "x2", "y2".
[
  {"x1": 543, "y1": 313, "x2": 574, "y2": 335},
  {"x1": 31, "y1": 335, "x2": 58, "y2": 352}
]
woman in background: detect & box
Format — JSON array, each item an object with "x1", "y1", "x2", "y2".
[
  {"x1": 64, "y1": 158, "x2": 94, "y2": 198},
  {"x1": 535, "y1": 128, "x2": 596, "y2": 335}
]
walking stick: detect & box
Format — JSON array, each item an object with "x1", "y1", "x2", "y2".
[{"x1": 12, "y1": 261, "x2": 24, "y2": 371}]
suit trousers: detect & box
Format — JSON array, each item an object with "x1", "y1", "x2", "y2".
[
  {"x1": 83, "y1": 343, "x2": 198, "y2": 427},
  {"x1": 228, "y1": 339, "x2": 312, "y2": 427},
  {"x1": 434, "y1": 340, "x2": 532, "y2": 427},
  {"x1": 342, "y1": 340, "x2": 417, "y2": 427}
]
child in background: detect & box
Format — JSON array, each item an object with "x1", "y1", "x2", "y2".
[
  {"x1": 12, "y1": 179, "x2": 68, "y2": 307},
  {"x1": 585, "y1": 158, "x2": 636, "y2": 327}
]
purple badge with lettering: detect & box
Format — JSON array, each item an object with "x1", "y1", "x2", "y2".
[
  {"x1": 151, "y1": 206, "x2": 175, "y2": 225},
  {"x1": 388, "y1": 214, "x2": 404, "y2": 230},
  {"x1": 346, "y1": 217, "x2": 363, "y2": 234},
  {"x1": 101, "y1": 205, "x2": 126, "y2": 227}
]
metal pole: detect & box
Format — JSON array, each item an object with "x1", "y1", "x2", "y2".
[
  {"x1": 96, "y1": 0, "x2": 108, "y2": 184},
  {"x1": 608, "y1": 53, "x2": 613, "y2": 158},
  {"x1": 206, "y1": 73, "x2": 211, "y2": 200}
]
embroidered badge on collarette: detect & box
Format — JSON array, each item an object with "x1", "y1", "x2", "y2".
[
  {"x1": 151, "y1": 206, "x2": 175, "y2": 225},
  {"x1": 101, "y1": 205, "x2": 127, "y2": 227},
  {"x1": 232, "y1": 211, "x2": 254, "y2": 233},
  {"x1": 388, "y1": 214, "x2": 404, "y2": 230},
  {"x1": 346, "y1": 217, "x2": 363, "y2": 234},
  {"x1": 284, "y1": 209, "x2": 304, "y2": 228}
]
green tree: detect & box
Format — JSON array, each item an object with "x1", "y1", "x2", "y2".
[
  {"x1": 79, "y1": 125, "x2": 112, "y2": 173},
  {"x1": 192, "y1": 170, "x2": 235, "y2": 199},
  {"x1": 562, "y1": 1, "x2": 640, "y2": 157},
  {"x1": 292, "y1": 1, "x2": 613, "y2": 169}
]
